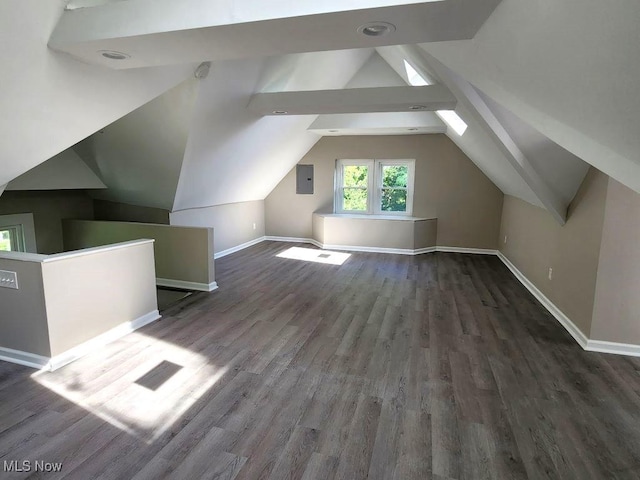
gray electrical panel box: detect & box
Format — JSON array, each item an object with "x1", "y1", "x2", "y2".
[{"x1": 296, "y1": 164, "x2": 314, "y2": 194}]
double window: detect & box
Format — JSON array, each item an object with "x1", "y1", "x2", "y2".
[{"x1": 335, "y1": 159, "x2": 415, "y2": 215}]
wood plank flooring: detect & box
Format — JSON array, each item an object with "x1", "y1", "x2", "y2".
[{"x1": 1, "y1": 241, "x2": 640, "y2": 479}]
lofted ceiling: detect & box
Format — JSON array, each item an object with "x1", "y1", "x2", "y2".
[{"x1": 2, "y1": 0, "x2": 635, "y2": 228}]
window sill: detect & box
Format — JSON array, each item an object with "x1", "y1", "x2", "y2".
[{"x1": 316, "y1": 213, "x2": 434, "y2": 222}]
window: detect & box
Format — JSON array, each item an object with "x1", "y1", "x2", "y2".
[
  {"x1": 335, "y1": 159, "x2": 415, "y2": 215},
  {"x1": 0, "y1": 214, "x2": 36, "y2": 253},
  {"x1": 0, "y1": 225, "x2": 26, "y2": 252}
]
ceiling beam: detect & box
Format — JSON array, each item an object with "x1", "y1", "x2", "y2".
[
  {"x1": 308, "y1": 111, "x2": 446, "y2": 136},
  {"x1": 414, "y1": 47, "x2": 568, "y2": 224},
  {"x1": 248, "y1": 85, "x2": 455, "y2": 116},
  {"x1": 49, "y1": 0, "x2": 502, "y2": 69}
]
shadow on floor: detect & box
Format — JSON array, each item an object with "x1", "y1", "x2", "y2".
[{"x1": 156, "y1": 287, "x2": 193, "y2": 312}]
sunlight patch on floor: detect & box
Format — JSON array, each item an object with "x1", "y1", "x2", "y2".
[
  {"x1": 276, "y1": 247, "x2": 351, "y2": 265},
  {"x1": 31, "y1": 332, "x2": 228, "y2": 443}
]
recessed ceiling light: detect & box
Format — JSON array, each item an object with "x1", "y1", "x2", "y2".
[
  {"x1": 272, "y1": 110, "x2": 288, "y2": 115},
  {"x1": 357, "y1": 22, "x2": 396, "y2": 37},
  {"x1": 409, "y1": 105, "x2": 427, "y2": 110},
  {"x1": 99, "y1": 50, "x2": 130, "y2": 60}
]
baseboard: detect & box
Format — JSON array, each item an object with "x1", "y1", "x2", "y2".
[
  {"x1": 265, "y1": 236, "x2": 322, "y2": 248},
  {"x1": 414, "y1": 247, "x2": 437, "y2": 255},
  {"x1": 585, "y1": 340, "x2": 640, "y2": 358},
  {"x1": 323, "y1": 243, "x2": 418, "y2": 255},
  {"x1": 436, "y1": 246, "x2": 498, "y2": 255},
  {"x1": 214, "y1": 236, "x2": 266, "y2": 259},
  {"x1": 266, "y1": 237, "x2": 496, "y2": 256},
  {"x1": 0, "y1": 346, "x2": 50, "y2": 369},
  {"x1": 47, "y1": 309, "x2": 161, "y2": 371},
  {"x1": 496, "y1": 252, "x2": 589, "y2": 349},
  {"x1": 157, "y1": 278, "x2": 218, "y2": 292},
  {"x1": 0, "y1": 310, "x2": 161, "y2": 371}
]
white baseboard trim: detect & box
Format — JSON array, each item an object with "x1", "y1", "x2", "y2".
[
  {"x1": 0, "y1": 346, "x2": 50, "y2": 369},
  {"x1": 499, "y1": 250, "x2": 640, "y2": 357},
  {"x1": 414, "y1": 247, "x2": 437, "y2": 255},
  {"x1": 0, "y1": 310, "x2": 161, "y2": 371},
  {"x1": 496, "y1": 252, "x2": 589, "y2": 349},
  {"x1": 436, "y1": 246, "x2": 499, "y2": 255},
  {"x1": 47, "y1": 310, "x2": 161, "y2": 371},
  {"x1": 157, "y1": 278, "x2": 218, "y2": 292},
  {"x1": 215, "y1": 236, "x2": 266, "y2": 259},
  {"x1": 265, "y1": 236, "x2": 322, "y2": 248},
  {"x1": 322, "y1": 243, "x2": 416, "y2": 255},
  {"x1": 585, "y1": 340, "x2": 640, "y2": 358},
  {"x1": 265, "y1": 236, "x2": 497, "y2": 256}
]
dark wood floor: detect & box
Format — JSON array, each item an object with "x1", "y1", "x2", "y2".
[{"x1": 1, "y1": 241, "x2": 640, "y2": 479}]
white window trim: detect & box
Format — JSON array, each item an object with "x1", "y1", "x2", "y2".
[
  {"x1": 335, "y1": 159, "x2": 415, "y2": 216},
  {"x1": 374, "y1": 159, "x2": 415, "y2": 216},
  {"x1": 0, "y1": 213, "x2": 37, "y2": 253},
  {"x1": 335, "y1": 159, "x2": 374, "y2": 214}
]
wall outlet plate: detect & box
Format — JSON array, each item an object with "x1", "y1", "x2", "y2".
[{"x1": 0, "y1": 270, "x2": 18, "y2": 289}]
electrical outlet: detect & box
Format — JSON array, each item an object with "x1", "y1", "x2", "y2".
[
  {"x1": 253, "y1": 223, "x2": 256, "y2": 230},
  {"x1": 548, "y1": 267, "x2": 553, "y2": 280},
  {"x1": 0, "y1": 270, "x2": 18, "y2": 290},
  {"x1": 504, "y1": 235, "x2": 508, "y2": 244}
]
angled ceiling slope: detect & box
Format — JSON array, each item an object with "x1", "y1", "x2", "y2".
[
  {"x1": 50, "y1": 0, "x2": 502, "y2": 69},
  {"x1": 421, "y1": 0, "x2": 640, "y2": 195},
  {"x1": 377, "y1": 45, "x2": 595, "y2": 224},
  {"x1": 0, "y1": 0, "x2": 195, "y2": 187},
  {"x1": 7, "y1": 149, "x2": 106, "y2": 191},
  {"x1": 75, "y1": 79, "x2": 199, "y2": 210},
  {"x1": 376, "y1": 45, "x2": 545, "y2": 209}
]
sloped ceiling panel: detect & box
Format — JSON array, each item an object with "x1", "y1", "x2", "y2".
[
  {"x1": 377, "y1": 45, "x2": 543, "y2": 207},
  {"x1": 477, "y1": 89, "x2": 589, "y2": 206},
  {"x1": 172, "y1": 49, "x2": 373, "y2": 211},
  {"x1": 344, "y1": 52, "x2": 408, "y2": 89},
  {"x1": 7, "y1": 149, "x2": 106, "y2": 191},
  {"x1": 421, "y1": 0, "x2": 640, "y2": 193},
  {"x1": 79, "y1": 79, "x2": 199, "y2": 210},
  {"x1": 0, "y1": 0, "x2": 194, "y2": 187}
]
